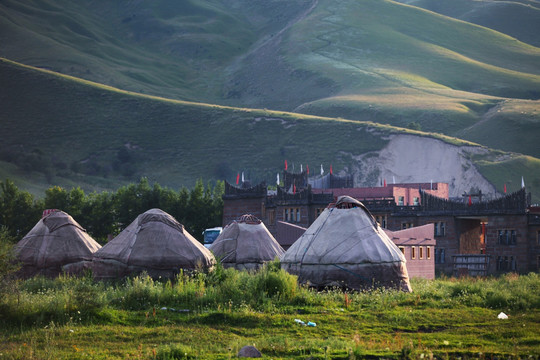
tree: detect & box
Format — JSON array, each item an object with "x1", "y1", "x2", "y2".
[{"x1": 0, "y1": 179, "x2": 41, "y2": 238}]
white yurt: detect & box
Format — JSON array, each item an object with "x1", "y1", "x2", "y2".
[
  {"x1": 210, "y1": 214, "x2": 284, "y2": 270},
  {"x1": 15, "y1": 210, "x2": 101, "y2": 278},
  {"x1": 281, "y1": 196, "x2": 412, "y2": 291},
  {"x1": 92, "y1": 208, "x2": 215, "y2": 279}
]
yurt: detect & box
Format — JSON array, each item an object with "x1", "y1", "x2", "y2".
[
  {"x1": 281, "y1": 196, "x2": 412, "y2": 292},
  {"x1": 14, "y1": 210, "x2": 101, "y2": 278},
  {"x1": 92, "y1": 208, "x2": 215, "y2": 279},
  {"x1": 210, "y1": 214, "x2": 285, "y2": 270}
]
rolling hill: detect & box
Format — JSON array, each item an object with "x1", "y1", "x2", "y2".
[
  {"x1": 0, "y1": 0, "x2": 539, "y2": 200},
  {"x1": 1, "y1": 58, "x2": 539, "y2": 203}
]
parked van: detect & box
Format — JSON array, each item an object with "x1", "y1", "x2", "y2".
[{"x1": 203, "y1": 227, "x2": 222, "y2": 248}]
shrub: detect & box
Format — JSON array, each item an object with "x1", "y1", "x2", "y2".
[{"x1": 155, "y1": 343, "x2": 197, "y2": 360}]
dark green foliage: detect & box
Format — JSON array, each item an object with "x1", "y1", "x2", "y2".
[
  {"x1": 0, "y1": 179, "x2": 42, "y2": 238},
  {"x1": 0, "y1": 178, "x2": 224, "y2": 243}
]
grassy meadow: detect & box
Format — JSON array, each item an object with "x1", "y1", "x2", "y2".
[{"x1": 0, "y1": 263, "x2": 539, "y2": 359}]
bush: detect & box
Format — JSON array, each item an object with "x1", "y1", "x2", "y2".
[{"x1": 155, "y1": 343, "x2": 197, "y2": 360}]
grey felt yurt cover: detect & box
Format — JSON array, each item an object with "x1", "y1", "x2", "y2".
[
  {"x1": 210, "y1": 214, "x2": 285, "y2": 270},
  {"x1": 92, "y1": 208, "x2": 215, "y2": 279},
  {"x1": 281, "y1": 196, "x2": 412, "y2": 291},
  {"x1": 15, "y1": 210, "x2": 101, "y2": 278}
]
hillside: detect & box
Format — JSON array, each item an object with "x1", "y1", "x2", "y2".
[
  {"x1": 395, "y1": 0, "x2": 540, "y2": 47},
  {"x1": 0, "y1": 0, "x2": 539, "y2": 158},
  {"x1": 1, "y1": 58, "x2": 539, "y2": 203}
]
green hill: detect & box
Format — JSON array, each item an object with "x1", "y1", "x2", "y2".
[
  {"x1": 1, "y1": 58, "x2": 539, "y2": 203},
  {"x1": 0, "y1": 0, "x2": 539, "y2": 199},
  {"x1": 0, "y1": 0, "x2": 539, "y2": 157},
  {"x1": 396, "y1": 0, "x2": 540, "y2": 47}
]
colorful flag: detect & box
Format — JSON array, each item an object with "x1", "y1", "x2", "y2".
[
  {"x1": 468, "y1": 195, "x2": 472, "y2": 206},
  {"x1": 285, "y1": 160, "x2": 288, "y2": 170},
  {"x1": 236, "y1": 173, "x2": 240, "y2": 185},
  {"x1": 504, "y1": 183, "x2": 507, "y2": 193},
  {"x1": 293, "y1": 183, "x2": 296, "y2": 194},
  {"x1": 330, "y1": 165, "x2": 333, "y2": 175},
  {"x1": 307, "y1": 164, "x2": 310, "y2": 175},
  {"x1": 384, "y1": 179, "x2": 387, "y2": 187}
]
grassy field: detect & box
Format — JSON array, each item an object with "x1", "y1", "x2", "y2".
[{"x1": 0, "y1": 265, "x2": 539, "y2": 359}]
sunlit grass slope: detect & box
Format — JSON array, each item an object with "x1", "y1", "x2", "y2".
[
  {"x1": 0, "y1": 0, "x2": 257, "y2": 102},
  {"x1": 1, "y1": 0, "x2": 539, "y2": 160},
  {"x1": 397, "y1": 0, "x2": 540, "y2": 47}
]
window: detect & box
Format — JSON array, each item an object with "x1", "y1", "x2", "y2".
[
  {"x1": 268, "y1": 210, "x2": 275, "y2": 225},
  {"x1": 413, "y1": 197, "x2": 419, "y2": 206},
  {"x1": 398, "y1": 246, "x2": 405, "y2": 255},
  {"x1": 435, "y1": 248, "x2": 445, "y2": 264},
  {"x1": 427, "y1": 246, "x2": 431, "y2": 260},
  {"x1": 375, "y1": 215, "x2": 387, "y2": 228},
  {"x1": 401, "y1": 222, "x2": 413, "y2": 230},
  {"x1": 283, "y1": 208, "x2": 300, "y2": 223},
  {"x1": 434, "y1": 222, "x2": 446, "y2": 237},
  {"x1": 398, "y1": 196, "x2": 404, "y2": 206},
  {"x1": 497, "y1": 256, "x2": 516, "y2": 271},
  {"x1": 411, "y1": 246, "x2": 416, "y2": 259},
  {"x1": 419, "y1": 246, "x2": 424, "y2": 259},
  {"x1": 497, "y1": 229, "x2": 516, "y2": 245}
]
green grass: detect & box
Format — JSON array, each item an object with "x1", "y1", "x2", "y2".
[
  {"x1": 475, "y1": 154, "x2": 540, "y2": 196},
  {"x1": 0, "y1": 0, "x2": 539, "y2": 160},
  {"x1": 0, "y1": 267, "x2": 539, "y2": 359},
  {"x1": 1, "y1": 56, "x2": 540, "y2": 202}
]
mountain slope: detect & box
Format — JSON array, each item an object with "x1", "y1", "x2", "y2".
[
  {"x1": 1, "y1": 58, "x2": 539, "y2": 202},
  {"x1": 395, "y1": 0, "x2": 540, "y2": 47},
  {"x1": 0, "y1": 0, "x2": 538, "y2": 159}
]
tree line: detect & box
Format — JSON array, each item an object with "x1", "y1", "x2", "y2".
[{"x1": 0, "y1": 178, "x2": 224, "y2": 244}]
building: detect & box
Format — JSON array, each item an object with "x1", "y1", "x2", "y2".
[
  {"x1": 222, "y1": 170, "x2": 539, "y2": 276},
  {"x1": 384, "y1": 224, "x2": 436, "y2": 279}
]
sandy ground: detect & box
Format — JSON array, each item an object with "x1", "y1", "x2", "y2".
[{"x1": 351, "y1": 134, "x2": 499, "y2": 198}]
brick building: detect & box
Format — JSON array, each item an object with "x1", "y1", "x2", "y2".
[{"x1": 222, "y1": 170, "x2": 539, "y2": 276}]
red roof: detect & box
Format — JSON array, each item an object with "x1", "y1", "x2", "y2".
[{"x1": 384, "y1": 224, "x2": 436, "y2": 246}]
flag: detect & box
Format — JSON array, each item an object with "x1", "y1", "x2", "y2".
[
  {"x1": 236, "y1": 173, "x2": 240, "y2": 185},
  {"x1": 320, "y1": 164, "x2": 324, "y2": 176},
  {"x1": 430, "y1": 179, "x2": 433, "y2": 190},
  {"x1": 241, "y1": 172, "x2": 244, "y2": 183},
  {"x1": 504, "y1": 183, "x2": 507, "y2": 193},
  {"x1": 393, "y1": 176, "x2": 396, "y2": 184},
  {"x1": 522, "y1": 176, "x2": 525, "y2": 188},
  {"x1": 468, "y1": 195, "x2": 472, "y2": 206},
  {"x1": 307, "y1": 164, "x2": 310, "y2": 175},
  {"x1": 384, "y1": 179, "x2": 387, "y2": 187},
  {"x1": 285, "y1": 160, "x2": 288, "y2": 170},
  {"x1": 293, "y1": 183, "x2": 296, "y2": 194},
  {"x1": 277, "y1": 173, "x2": 280, "y2": 186},
  {"x1": 330, "y1": 164, "x2": 333, "y2": 175},
  {"x1": 300, "y1": 164, "x2": 303, "y2": 172}
]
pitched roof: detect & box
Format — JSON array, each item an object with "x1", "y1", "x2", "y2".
[
  {"x1": 15, "y1": 210, "x2": 101, "y2": 277},
  {"x1": 93, "y1": 209, "x2": 214, "y2": 277}
]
